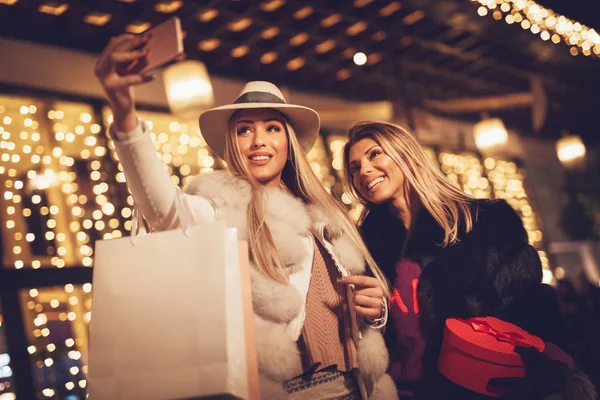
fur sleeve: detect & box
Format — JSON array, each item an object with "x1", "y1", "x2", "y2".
[
  {"x1": 359, "y1": 204, "x2": 406, "y2": 283},
  {"x1": 417, "y1": 200, "x2": 544, "y2": 343},
  {"x1": 563, "y1": 368, "x2": 597, "y2": 400},
  {"x1": 461, "y1": 199, "x2": 544, "y2": 313}
]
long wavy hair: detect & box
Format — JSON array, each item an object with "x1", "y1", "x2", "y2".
[
  {"x1": 224, "y1": 111, "x2": 390, "y2": 295},
  {"x1": 342, "y1": 121, "x2": 476, "y2": 246}
]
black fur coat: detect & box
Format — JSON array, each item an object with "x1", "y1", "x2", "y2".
[{"x1": 360, "y1": 199, "x2": 594, "y2": 399}]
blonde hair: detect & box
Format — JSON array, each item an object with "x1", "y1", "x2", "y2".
[
  {"x1": 225, "y1": 111, "x2": 390, "y2": 296},
  {"x1": 342, "y1": 121, "x2": 476, "y2": 246}
]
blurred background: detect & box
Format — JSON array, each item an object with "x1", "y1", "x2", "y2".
[{"x1": 0, "y1": 0, "x2": 599, "y2": 398}]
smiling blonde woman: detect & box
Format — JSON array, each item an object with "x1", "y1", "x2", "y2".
[
  {"x1": 342, "y1": 121, "x2": 596, "y2": 400},
  {"x1": 94, "y1": 34, "x2": 397, "y2": 400}
]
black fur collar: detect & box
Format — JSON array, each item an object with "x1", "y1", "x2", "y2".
[{"x1": 360, "y1": 199, "x2": 525, "y2": 281}]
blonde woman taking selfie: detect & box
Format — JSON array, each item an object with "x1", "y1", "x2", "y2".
[{"x1": 94, "y1": 34, "x2": 397, "y2": 400}]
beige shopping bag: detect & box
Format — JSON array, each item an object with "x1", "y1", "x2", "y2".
[{"x1": 87, "y1": 218, "x2": 258, "y2": 399}]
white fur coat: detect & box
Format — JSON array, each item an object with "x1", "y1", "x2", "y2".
[{"x1": 184, "y1": 172, "x2": 397, "y2": 400}]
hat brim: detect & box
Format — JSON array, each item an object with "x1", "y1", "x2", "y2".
[{"x1": 199, "y1": 102, "x2": 320, "y2": 159}]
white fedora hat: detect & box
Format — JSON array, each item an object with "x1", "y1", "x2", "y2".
[{"x1": 199, "y1": 81, "x2": 320, "y2": 159}]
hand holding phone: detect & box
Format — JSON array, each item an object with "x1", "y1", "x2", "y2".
[
  {"x1": 118, "y1": 16, "x2": 185, "y2": 76},
  {"x1": 94, "y1": 16, "x2": 184, "y2": 132}
]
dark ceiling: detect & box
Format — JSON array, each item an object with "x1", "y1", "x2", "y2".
[{"x1": 0, "y1": 0, "x2": 598, "y2": 143}]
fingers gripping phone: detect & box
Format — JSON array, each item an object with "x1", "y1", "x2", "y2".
[{"x1": 123, "y1": 16, "x2": 184, "y2": 76}]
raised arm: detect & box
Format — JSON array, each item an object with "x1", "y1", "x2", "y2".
[{"x1": 94, "y1": 34, "x2": 214, "y2": 231}]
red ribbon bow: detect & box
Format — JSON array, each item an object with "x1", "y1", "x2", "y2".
[{"x1": 456, "y1": 318, "x2": 535, "y2": 349}]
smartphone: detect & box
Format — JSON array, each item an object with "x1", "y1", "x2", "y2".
[{"x1": 122, "y1": 16, "x2": 184, "y2": 76}]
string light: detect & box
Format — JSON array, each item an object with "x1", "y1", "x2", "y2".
[
  {"x1": 437, "y1": 152, "x2": 551, "y2": 278},
  {"x1": 307, "y1": 136, "x2": 336, "y2": 194},
  {"x1": 482, "y1": 157, "x2": 551, "y2": 282},
  {"x1": 473, "y1": 0, "x2": 600, "y2": 57},
  {"x1": 439, "y1": 151, "x2": 492, "y2": 199},
  {"x1": 18, "y1": 284, "x2": 92, "y2": 398}
]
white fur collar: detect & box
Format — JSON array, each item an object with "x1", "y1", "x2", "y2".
[{"x1": 183, "y1": 171, "x2": 365, "y2": 275}]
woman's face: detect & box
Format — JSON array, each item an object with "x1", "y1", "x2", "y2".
[
  {"x1": 348, "y1": 137, "x2": 406, "y2": 204},
  {"x1": 236, "y1": 108, "x2": 289, "y2": 187}
]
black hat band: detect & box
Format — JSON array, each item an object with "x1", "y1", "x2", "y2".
[{"x1": 234, "y1": 91, "x2": 285, "y2": 105}]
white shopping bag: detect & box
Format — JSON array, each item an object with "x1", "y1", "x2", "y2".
[{"x1": 87, "y1": 209, "x2": 257, "y2": 399}]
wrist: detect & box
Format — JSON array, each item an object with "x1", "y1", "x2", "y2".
[
  {"x1": 365, "y1": 298, "x2": 388, "y2": 329},
  {"x1": 112, "y1": 109, "x2": 138, "y2": 134}
]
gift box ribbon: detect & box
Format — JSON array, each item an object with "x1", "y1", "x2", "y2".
[{"x1": 456, "y1": 318, "x2": 536, "y2": 348}]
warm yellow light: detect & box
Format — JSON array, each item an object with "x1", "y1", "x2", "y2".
[
  {"x1": 556, "y1": 134, "x2": 586, "y2": 166},
  {"x1": 514, "y1": 13, "x2": 523, "y2": 23},
  {"x1": 294, "y1": 6, "x2": 313, "y2": 19},
  {"x1": 321, "y1": 14, "x2": 341, "y2": 28},
  {"x1": 542, "y1": 269, "x2": 554, "y2": 285},
  {"x1": 367, "y1": 53, "x2": 382, "y2": 65},
  {"x1": 197, "y1": 39, "x2": 220, "y2": 52},
  {"x1": 154, "y1": 0, "x2": 182, "y2": 13},
  {"x1": 228, "y1": 18, "x2": 252, "y2": 32},
  {"x1": 353, "y1": 52, "x2": 367, "y2": 66},
  {"x1": 474, "y1": 118, "x2": 508, "y2": 151},
  {"x1": 261, "y1": 26, "x2": 280, "y2": 39},
  {"x1": 39, "y1": 2, "x2": 69, "y2": 16},
  {"x1": 84, "y1": 12, "x2": 111, "y2": 26},
  {"x1": 403, "y1": 10, "x2": 425, "y2": 25},
  {"x1": 260, "y1": 51, "x2": 278, "y2": 64},
  {"x1": 197, "y1": 9, "x2": 218, "y2": 22},
  {"x1": 379, "y1": 2, "x2": 401, "y2": 17},
  {"x1": 260, "y1": 0, "x2": 285, "y2": 12},
  {"x1": 29, "y1": 169, "x2": 60, "y2": 190},
  {"x1": 231, "y1": 45, "x2": 249, "y2": 58},
  {"x1": 554, "y1": 266, "x2": 566, "y2": 279},
  {"x1": 316, "y1": 40, "x2": 336, "y2": 54},
  {"x1": 125, "y1": 21, "x2": 151, "y2": 34},
  {"x1": 290, "y1": 33, "x2": 309, "y2": 46},
  {"x1": 163, "y1": 60, "x2": 214, "y2": 120},
  {"x1": 286, "y1": 57, "x2": 305, "y2": 71},
  {"x1": 346, "y1": 21, "x2": 368, "y2": 36},
  {"x1": 0, "y1": 0, "x2": 18, "y2": 5},
  {"x1": 354, "y1": 0, "x2": 373, "y2": 7}
]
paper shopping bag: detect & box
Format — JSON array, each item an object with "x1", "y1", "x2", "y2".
[
  {"x1": 237, "y1": 242, "x2": 259, "y2": 400},
  {"x1": 87, "y1": 221, "x2": 257, "y2": 399}
]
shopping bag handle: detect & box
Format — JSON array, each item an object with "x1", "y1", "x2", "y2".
[
  {"x1": 131, "y1": 207, "x2": 147, "y2": 244},
  {"x1": 130, "y1": 188, "x2": 194, "y2": 246}
]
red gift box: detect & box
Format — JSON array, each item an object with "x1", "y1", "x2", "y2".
[{"x1": 438, "y1": 316, "x2": 546, "y2": 397}]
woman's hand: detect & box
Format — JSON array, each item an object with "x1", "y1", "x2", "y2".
[
  {"x1": 94, "y1": 33, "x2": 152, "y2": 133},
  {"x1": 338, "y1": 275, "x2": 384, "y2": 319},
  {"x1": 488, "y1": 346, "x2": 569, "y2": 400}
]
